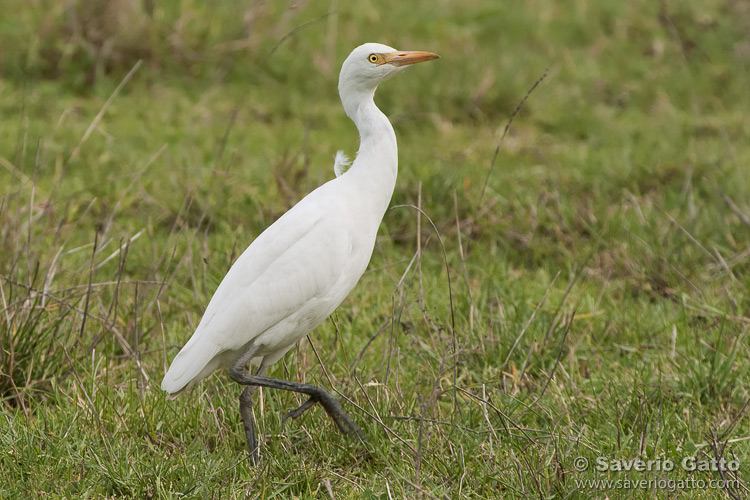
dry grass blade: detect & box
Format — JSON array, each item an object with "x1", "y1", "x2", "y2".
[
  {"x1": 456, "y1": 386, "x2": 538, "y2": 444},
  {"x1": 62, "y1": 345, "x2": 111, "y2": 440},
  {"x1": 353, "y1": 375, "x2": 416, "y2": 454},
  {"x1": 78, "y1": 232, "x2": 98, "y2": 338},
  {"x1": 478, "y1": 68, "x2": 549, "y2": 206},
  {"x1": 501, "y1": 271, "x2": 559, "y2": 371},
  {"x1": 721, "y1": 190, "x2": 750, "y2": 227},
  {"x1": 268, "y1": 11, "x2": 336, "y2": 56},
  {"x1": 67, "y1": 60, "x2": 143, "y2": 164},
  {"x1": 390, "y1": 204, "x2": 457, "y2": 410},
  {"x1": 453, "y1": 190, "x2": 472, "y2": 305},
  {"x1": 530, "y1": 310, "x2": 573, "y2": 407}
]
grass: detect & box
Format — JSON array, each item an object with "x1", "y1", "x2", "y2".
[{"x1": 1, "y1": 0, "x2": 749, "y2": 497}]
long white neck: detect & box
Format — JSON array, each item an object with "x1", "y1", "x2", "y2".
[{"x1": 340, "y1": 87, "x2": 398, "y2": 217}]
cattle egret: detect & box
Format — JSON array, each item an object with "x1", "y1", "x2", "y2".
[{"x1": 162, "y1": 43, "x2": 439, "y2": 462}]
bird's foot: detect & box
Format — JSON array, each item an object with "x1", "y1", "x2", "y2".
[
  {"x1": 282, "y1": 396, "x2": 317, "y2": 423},
  {"x1": 282, "y1": 391, "x2": 366, "y2": 442},
  {"x1": 314, "y1": 391, "x2": 367, "y2": 442}
]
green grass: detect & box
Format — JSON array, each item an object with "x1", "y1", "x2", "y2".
[{"x1": 1, "y1": 0, "x2": 749, "y2": 498}]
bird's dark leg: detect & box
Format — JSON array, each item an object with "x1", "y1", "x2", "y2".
[
  {"x1": 232, "y1": 344, "x2": 266, "y2": 464},
  {"x1": 239, "y1": 385, "x2": 259, "y2": 463},
  {"x1": 229, "y1": 346, "x2": 366, "y2": 452}
]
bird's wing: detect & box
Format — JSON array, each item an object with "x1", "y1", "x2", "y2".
[
  {"x1": 162, "y1": 186, "x2": 352, "y2": 392},
  {"x1": 198, "y1": 208, "x2": 351, "y2": 351}
]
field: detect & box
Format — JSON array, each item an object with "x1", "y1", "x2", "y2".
[{"x1": 1, "y1": 0, "x2": 749, "y2": 498}]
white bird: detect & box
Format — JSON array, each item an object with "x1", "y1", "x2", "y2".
[{"x1": 162, "y1": 42, "x2": 439, "y2": 462}]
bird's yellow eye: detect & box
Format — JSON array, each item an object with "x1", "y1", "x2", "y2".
[{"x1": 368, "y1": 54, "x2": 379, "y2": 64}]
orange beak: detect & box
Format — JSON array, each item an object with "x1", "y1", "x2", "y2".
[{"x1": 383, "y1": 51, "x2": 440, "y2": 67}]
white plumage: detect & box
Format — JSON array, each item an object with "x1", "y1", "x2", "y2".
[
  {"x1": 162, "y1": 43, "x2": 438, "y2": 403},
  {"x1": 333, "y1": 150, "x2": 351, "y2": 177}
]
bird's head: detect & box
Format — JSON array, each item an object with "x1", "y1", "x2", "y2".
[{"x1": 338, "y1": 42, "x2": 439, "y2": 95}]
